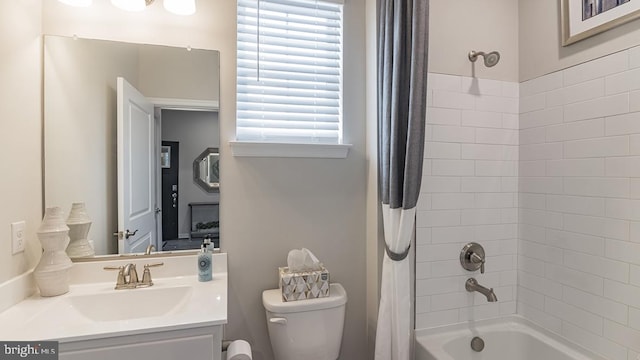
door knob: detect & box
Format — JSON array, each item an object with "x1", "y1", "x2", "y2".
[{"x1": 124, "y1": 229, "x2": 139, "y2": 239}]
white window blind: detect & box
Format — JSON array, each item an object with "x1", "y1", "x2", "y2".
[{"x1": 236, "y1": 0, "x2": 343, "y2": 144}]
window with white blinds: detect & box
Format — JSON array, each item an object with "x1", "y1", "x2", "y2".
[{"x1": 236, "y1": 0, "x2": 344, "y2": 144}]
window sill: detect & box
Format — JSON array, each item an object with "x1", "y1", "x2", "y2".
[{"x1": 229, "y1": 141, "x2": 351, "y2": 159}]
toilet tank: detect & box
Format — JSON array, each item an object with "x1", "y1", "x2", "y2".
[{"x1": 262, "y1": 283, "x2": 347, "y2": 360}]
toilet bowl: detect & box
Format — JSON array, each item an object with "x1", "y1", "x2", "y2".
[{"x1": 262, "y1": 283, "x2": 347, "y2": 360}]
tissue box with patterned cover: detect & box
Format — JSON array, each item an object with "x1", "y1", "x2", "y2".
[{"x1": 279, "y1": 266, "x2": 330, "y2": 302}]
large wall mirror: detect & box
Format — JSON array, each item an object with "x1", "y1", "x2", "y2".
[{"x1": 44, "y1": 35, "x2": 221, "y2": 257}]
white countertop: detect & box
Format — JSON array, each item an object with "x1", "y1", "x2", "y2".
[{"x1": 0, "y1": 253, "x2": 227, "y2": 343}]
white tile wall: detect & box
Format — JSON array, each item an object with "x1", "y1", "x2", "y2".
[
  {"x1": 417, "y1": 45, "x2": 640, "y2": 360},
  {"x1": 416, "y1": 73, "x2": 519, "y2": 329},
  {"x1": 518, "y1": 46, "x2": 640, "y2": 360}
]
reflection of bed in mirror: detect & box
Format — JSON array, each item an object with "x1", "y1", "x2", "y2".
[{"x1": 43, "y1": 35, "x2": 221, "y2": 257}]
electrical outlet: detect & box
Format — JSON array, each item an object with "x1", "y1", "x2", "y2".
[{"x1": 11, "y1": 221, "x2": 26, "y2": 255}]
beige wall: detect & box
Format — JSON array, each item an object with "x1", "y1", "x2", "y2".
[
  {"x1": 519, "y1": 0, "x2": 640, "y2": 81},
  {"x1": 0, "y1": 0, "x2": 43, "y2": 284},
  {"x1": 429, "y1": 0, "x2": 519, "y2": 82},
  {"x1": 40, "y1": 1, "x2": 368, "y2": 360}
]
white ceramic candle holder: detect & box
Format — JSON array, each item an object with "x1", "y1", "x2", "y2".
[
  {"x1": 66, "y1": 202, "x2": 95, "y2": 258},
  {"x1": 34, "y1": 206, "x2": 73, "y2": 297}
]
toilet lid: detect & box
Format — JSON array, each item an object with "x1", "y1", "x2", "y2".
[{"x1": 262, "y1": 283, "x2": 347, "y2": 314}]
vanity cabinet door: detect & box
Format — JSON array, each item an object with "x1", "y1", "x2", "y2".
[{"x1": 59, "y1": 326, "x2": 222, "y2": 360}]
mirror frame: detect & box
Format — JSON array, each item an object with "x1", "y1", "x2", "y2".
[{"x1": 193, "y1": 147, "x2": 220, "y2": 193}]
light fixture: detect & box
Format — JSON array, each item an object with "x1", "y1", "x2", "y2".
[
  {"x1": 163, "y1": 0, "x2": 196, "y2": 15},
  {"x1": 110, "y1": 0, "x2": 153, "y2": 12},
  {"x1": 57, "y1": 0, "x2": 93, "y2": 7}
]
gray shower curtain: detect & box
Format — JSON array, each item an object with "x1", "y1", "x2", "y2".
[{"x1": 375, "y1": 0, "x2": 428, "y2": 358}]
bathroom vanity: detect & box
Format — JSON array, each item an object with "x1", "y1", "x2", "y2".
[{"x1": 0, "y1": 253, "x2": 227, "y2": 360}]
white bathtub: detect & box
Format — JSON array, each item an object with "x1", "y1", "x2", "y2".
[{"x1": 415, "y1": 316, "x2": 605, "y2": 360}]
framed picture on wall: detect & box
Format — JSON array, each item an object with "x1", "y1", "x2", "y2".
[
  {"x1": 161, "y1": 146, "x2": 171, "y2": 168},
  {"x1": 562, "y1": 0, "x2": 640, "y2": 46}
]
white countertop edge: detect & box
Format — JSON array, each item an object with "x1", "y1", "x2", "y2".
[{"x1": 0, "y1": 269, "x2": 36, "y2": 314}]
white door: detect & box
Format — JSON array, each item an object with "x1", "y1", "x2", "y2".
[{"x1": 117, "y1": 77, "x2": 156, "y2": 254}]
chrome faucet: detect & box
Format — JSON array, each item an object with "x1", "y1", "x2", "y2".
[{"x1": 465, "y1": 278, "x2": 498, "y2": 302}]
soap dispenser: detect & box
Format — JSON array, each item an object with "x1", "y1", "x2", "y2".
[{"x1": 198, "y1": 242, "x2": 212, "y2": 282}]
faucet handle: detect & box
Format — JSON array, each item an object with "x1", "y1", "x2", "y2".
[
  {"x1": 470, "y1": 253, "x2": 486, "y2": 274},
  {"x1": 104, "y1": 266, "x2": 126, "y2": 286},
  {"x1": 140, "y1": 262, "x2": 164, "y2": 287}
]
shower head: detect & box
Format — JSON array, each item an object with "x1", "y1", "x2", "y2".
[{"x1": 468, "y1": 50, "x2": 501, "y2": 67}]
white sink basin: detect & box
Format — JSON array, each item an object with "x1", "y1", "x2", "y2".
[{"x1": 68, "y1": 285, "x2": 193, "y2": 321}]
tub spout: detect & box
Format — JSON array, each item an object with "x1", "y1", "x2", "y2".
[{"x1": 465, "y1": 278, "x2": 498, "y2": 302}]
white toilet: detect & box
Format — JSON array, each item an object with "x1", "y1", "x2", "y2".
[{"x1": 262, "y1": 283, "x2": 347, "y2": 360}]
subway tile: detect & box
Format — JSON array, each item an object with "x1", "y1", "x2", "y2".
[
  {"x1": 564, "y1": 93, "x2": 629, "y2": 123},
  {"x1": 519, "y1": 302, "x2": 563, "y2": 334},
  {"x1": 545, "y1": 297, "x2": 604, "y2": 335},
  {"x1": 519, "y1": 177, "x2": 563, "y2": 194},
  {"x1": 431, "y1": 159, "x2": 475, "y2": 176},
  {"x1": 564, "y1": 250, "x2": 629, "y2": 282},
  {"x1": 425, "y1": 142, "x2": 461, "y2": 159},
  {"x1": 629, "y1": 307, "x2": 640, "y2": 331},
  {"x1": 475, "y1": 224, "x2": 517, "y2": 241},
  {"x1": 563, "y1": 78, "x2": 606, "y2": 104},
  {"x1": 604, "y1": 279, "x2": 640, "y2": 308},
  {"x1": 417, "y1": 243, "x2": 464, "y2": 262},
  {"x1": 545, "y1": 88, "x2": 564, "y2": 108},
  {"x1": 475, "y1": 128, "x2": 518, "y2": 145},
  {"x1": 431, "y1": 193, "x2": 475, "y2": 210},
  {"x1": 520, "y1": 127, "x2": 546, "y2": 145},
  {"x1": 431, "y1": 125, "x2": 475, "y2": 143},
  {"x1": 433, "y1": 90, "x2": 475, "y2": 110},
  {"x1": 518, "y1": 286, "x2": 545, "y2": 309},
  {"x1": 461, "y1": 177, "x2": 501, "y2": 193},
  {"x1": 416, "y1": 210, "x2": 460, "y2": 227},
  {"x1": 563, "y1": 322, "x2": 628, "y2": 360},
  {"x1": 545, "y1": 118, "x2": 604, "y2": 142},
  {"x1": 520, "y1": 193, "x2": 546, "y2": 210},
  {"x1": 546, "y1": 195, "x2": 606, "y2": 217},
  {"x1": 462, "y1": 144, "x2": 518, "y2": 160},
  {"x1": 427, "y1": 107, "x2": 462, "y2": 126},
  {"x1": 422, "y1": 176, "x2": 461, "y2": 193},
  {"x1": 631, "y1": 90, "x2": 640, "y2": 113},
  {"x1": 502, "y1": 113, "x2": 518, "y2": 129},
  {"x1": 518, "y1": 161, "x2": 546, "y2": 177},
  {"x1": 606, "y1": 239, "x2": 640, "y2": 266},
  {"x1": 428, "y1": 73, "x2": 462, "y2": 92},
  {"x1": 415, "y1": 296, "x2": 431, "y2": 314},
  {"x1": 416, "y1": 261, "x2": 432, "y2": 279},
  {"x1": 519, "y1": 240, "x2": 563, "y2": 264},
  {"x1": 431, "y1": 226, "x2": 475, "y2": 244},
  {"x1": 475, "y1": 95, "x2": 519, "y2": 114},
  {"x1": 462, "y1": 77, "x2": 503, "y2": 96},
  {"x1": 475, "y1": 160, "x2": 517, "y2": 177},
  {"x1": 430, "y1": 259, "x2": 468, "y2": 277},
  {"x1": 520, "y1": 71, "x2": 563, "y2": 97},
  {"x1": 606, "y1": 157, "x2": 640, "y2": 177},
  {"x1": 518, "y1": 271, "x2": 563, "y2": 299},
  {"x1": 416, "y1": 227, "x2": 431, "y2": 245},
  {"x1": 563, "y1": 51, "x2": 628, "y2": 86},
  {"x1": 605, "y1": 112, "x2": 640, "y2": 136},
  {"x1": 564, "y1": 136, "x2": 629, "y2": 158},
  {"x1": 546, "y1": 158, "x2": 605, "y2": 177},
  {"x1": 606, "y1": 198, "x2": 640, "y2": 221},
  {"x1": 461, "y1": 209, "x2": 503, "y2": 225},
  {"x1": 546, "y1": 229, "x2": 605, "y2": 256},
  {"x1": 416, "y1": 193, "x2": 432, "y2": 211},
  {"x1": 501, "y1": 208, "x2": 519, "y2": 224},
  {"x1": 520, "y1": 143, "x2": 563, "y2": 161},
  {"x1": 416, "y1": 310, "x2": 459, "y2": 329},
  {"x1": 604, "y1": 320, "x2": 640, "y2": 353},
  {"x1": 518, "y1": 255, "x2": 547, "y2": 278},
  {"x1": 545, "y1": 263, "x2": 604, "y2": 296},
  {"x1": 459, "y1": 303, "x2": 501, "y2": 321},
  {"x1": 501, "y1": 82, "x2": 519, "y2": 98},
  {"x1": 475, "y1": 193, "x2": 515, "y2": 208},
  {"x1": 631, "y1": 46, "x2": 640, "y2": 69},
  {"x1": 564, "y1": 214, "x2": 629, "y2": 241},
  {"x1": 416, "y1": 276, "x2": 462, "y2": 296},
  {"x1": 563, "y1": 177, "x2": 629, "y2": 198},
  {"x1": 461, "y1": 110, "x2": 503, "y2": 128},
  {"x1": 563, "y1": 286, "x2": 628, "y2": 325},
  {"x1": 520, "y1": 93, "x2": 546, "y2": 113},
  {"x1": 520, "y1": 107, "x2": 564, "y2": 129},
  {"x1": 631, "y1": 134, "x2": 640, "y2": 155},
  {"x1": 605, "y1": 68, "x2": 640, "y2": 95}
]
